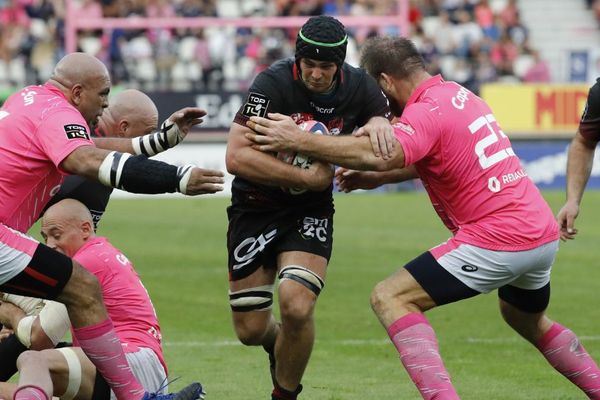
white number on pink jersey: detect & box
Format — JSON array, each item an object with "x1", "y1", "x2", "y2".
[{"x1": 468, "y1": 114, "x2": 515, "y2": 169}]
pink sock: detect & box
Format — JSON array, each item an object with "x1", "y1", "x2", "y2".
[
  {"x1": 13, "y1": 385, "x2": 48, "y2": 400},
  {"x1": 537, "y1": 323, "x2": 600, "y2": 399},
  {"x1": 387, "y1": 313, "x2": 460, "y2": 400},
  {"x1": 73, "y1": 319, "x2": 145, "y2": 400}
]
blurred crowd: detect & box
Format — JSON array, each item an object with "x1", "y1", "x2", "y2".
[{"x1": 0, "y1": 0, "x2": 563, "y2": 94}]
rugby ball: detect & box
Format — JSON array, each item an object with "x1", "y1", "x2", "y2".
[{"x1": 279, "y1": 120, "x2": 329, "y2": 195}]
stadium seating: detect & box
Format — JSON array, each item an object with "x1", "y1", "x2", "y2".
[{"x1": 0, "y1": 0, "x2": 598, "y2": 94}]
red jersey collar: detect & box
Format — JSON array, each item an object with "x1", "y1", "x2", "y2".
[{"x1": 406, "y1": 74, "x2": 443, "y2": 107}]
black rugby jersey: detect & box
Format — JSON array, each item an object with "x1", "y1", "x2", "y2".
[
  {"x1": 232, "y1": 58, "x2": 391, "y2": 208},
  {"x1": 580, "y1": 78, "x2": 600, "y2": 143}
]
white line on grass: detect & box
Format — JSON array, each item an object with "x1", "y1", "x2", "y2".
[{"x1": 164, "y1": 336, "x2": 600, "y2": 348}]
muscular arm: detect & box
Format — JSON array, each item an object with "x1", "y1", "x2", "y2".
[
  {"x1": 226, "y1": 122, "x2": 332, "y2": 191},
  {"x1": 335, "y1": 166, "x2": 418, "y2": 192},
  {"x1": 93, "y1": 137, "x2": 135, "y2": 153},
  {"x1": 556, "y1": 131, "x2": 598, "y2": 240},
  {"x1": 60, "y1": 145, "x2": 111, "y2": 179},
  {"x1": 565, "y1": 131, "x2": 597, "y2": 206},
  {"x1": 247, "y1": 114, "x2": 405, "y2": 171},
  {"x1": 264, "y1": 129, "x2": 404, "y2": 171}
]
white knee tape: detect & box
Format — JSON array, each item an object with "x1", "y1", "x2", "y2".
[
  {"x1": 1, "y1": 293, "x2": 45, "y2": 315},
  {"x1": 16, "y1": 315, "x2": 35, "y2": 348},
  {"x1": 39, "y1": 301, "x2": 70, "y2": 346},
  {"x1": 279, "y1": 265, "x2": 325, "y2": 296},
  {"x1": 56, "y1": 347, "x2": 82, "y2": 400},
  {"x1": 229, "y1": 284, "x2": 275, "y2": 312}
]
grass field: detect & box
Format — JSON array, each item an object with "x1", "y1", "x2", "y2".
[{"x1": 72, "y1": 191, "x2": 600, "y2": 400}]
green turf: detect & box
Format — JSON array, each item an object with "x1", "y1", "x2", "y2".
[{"x1": 84, "y1": 191, "x2": 600, "y2": 399}]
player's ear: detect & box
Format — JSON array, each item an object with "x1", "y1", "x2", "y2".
[
  {"x1": 379, "y1": 73, "x2": 393, "y2": 92},
  {"x1": 71, "y1": 84, "x2": 84, "y2": 106},
  {"x1": 118, "y1": 120, "x2": 129, "y2": 137},
  {"x1": 81, "y1": 220, "x2": 93, "y2": 239}
]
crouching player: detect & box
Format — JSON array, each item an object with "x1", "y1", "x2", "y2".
[{"x1": 0, "y1": 199, "x2": 201, "y2": 400}]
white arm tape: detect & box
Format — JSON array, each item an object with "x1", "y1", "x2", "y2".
[
  {"x1": 39, "y1": 300, "x2": 70, "y2": 346},
  {"x1": 131, "y1": 118, "x2": 183, "y2": 156},
  {"x1": 98, "y1": 151, "x2": 132, "y2": 189},
  {"x1": 177, "y1": 165, "x2": 194, "y2": 194}
]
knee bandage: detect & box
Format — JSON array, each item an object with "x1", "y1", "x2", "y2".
[
  {"x1": 56, "y1": 347, "x2": 82, "y2": 400},
  {"x1": 229, "y1": 284, "x2": 275, "y2": 312},
  {"x1": 14, "y1": 300, "x2": 70, "y2": 348},
  {"x1": 279, "y1": 265, "x2": 324, "y2": 296}
]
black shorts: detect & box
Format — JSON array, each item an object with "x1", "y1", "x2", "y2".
[
  {"x1": 0, "y1": 243, "x2": 73, "y2": 300},
  {"x1": 227, "y1": 203, "x2": 334, "y2": 281}
]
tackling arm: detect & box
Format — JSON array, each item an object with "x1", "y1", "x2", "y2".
[
  {"x1": 60, "y1": 146, "x2": 223, "y2": 195},
  {"x1": 246, "y1": 113, "x2": 405, "y2": 171},
  {"x1": 226, "y1": 122, "x2": 333, "y2": 191}
]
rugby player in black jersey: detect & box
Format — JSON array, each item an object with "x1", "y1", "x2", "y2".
[
  {"x1": 225, "y1": 15, "x2": 393, "y2": 400},
  {"x1": 557, "y1": 78, "x2": 600, "y2": 241}
]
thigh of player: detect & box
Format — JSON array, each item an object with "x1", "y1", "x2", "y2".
[{"x1": 0, "y1": 224, "x2": 72, "y2": 300}]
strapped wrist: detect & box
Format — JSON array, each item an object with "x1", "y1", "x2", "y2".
[{"x1": 131, "y1": 118, "x2": 184, "y2": 156}]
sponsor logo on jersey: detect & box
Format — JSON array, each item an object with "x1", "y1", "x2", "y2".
[
  {"x1": 64, "y1": 124, "x2": 90, "y2": 140},
  {"x1": 242, "y1": 92, "x2": 270, "y2": 118},
  {"x1": 299, "y1": 217, "x2": 329, "y2": 243},
  {"x1": 461, "y1": 264, "x2": 478, "y2": 272},
  {"x1": 310, "y1": 102, "x2": 335, "y2": 114}
]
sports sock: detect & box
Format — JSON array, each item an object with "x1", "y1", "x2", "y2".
[
  {"x1": 271, "y1": 384, "x2": 302, "y2": 400},
  {"x1": 13, "y1": 385, "x2": 49, "y2": 400},
  {"x1": 387, "y1": 312, "x2": 460, "y2": 400},
  {"x1": 73, "y1": 319, "x2": 145, "y2": 400},
  {"x1": 537, "y1": 323, "x2": 600, "y2": 399}
]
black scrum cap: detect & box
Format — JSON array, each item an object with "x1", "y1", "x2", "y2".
[{"x1": 295, "y1": 15, "x2": 348, "y2": 66}]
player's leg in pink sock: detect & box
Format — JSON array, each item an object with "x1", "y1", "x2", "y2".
[
  {"x1": 387, "y1": 313, "x2": 460, "y2": 400},
  {"x1": 537, "y1": 323, "x2": 600, "y2": 399},
  {"x1": 73, "y1": 319, "x2": 145, "y2": 399}
]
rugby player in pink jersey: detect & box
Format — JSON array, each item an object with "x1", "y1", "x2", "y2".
[
  {"x1": 245, "y1": 36, "x2": 600, "y2": 399},
  {"x1": 0, "y1": 52, "x2": 223, "y2": 400},
  {"x1": 0, "y1": 198, "x2": 171, "y2": 399}
]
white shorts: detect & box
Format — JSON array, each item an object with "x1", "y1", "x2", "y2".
[
  {"x1": 110, "y1": 347, "x2": 167, "y2": 400},
  {"x1": 0, "y1": 223, "x2": 38, "y2": 285},
  {"x1": 432, "y1": 240, "x2": 559, "y2": 293}
]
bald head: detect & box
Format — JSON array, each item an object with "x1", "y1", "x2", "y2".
[
  {"x1": 51, "y1": 52, "x2": 109, "y2": 89},
  {"x1": 48, "y1": 52, "x2": 111, "y2": 127},
  {"x1": 98, "y1": 89, "x2": 159, "y2": 138},
  {"x1": 41, "y1": 199, "x2": 95, "y2": 257}
]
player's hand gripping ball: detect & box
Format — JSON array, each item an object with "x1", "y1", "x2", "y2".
[{"x1": 278, "y1": 120, "x2": 329, "y2": 195}]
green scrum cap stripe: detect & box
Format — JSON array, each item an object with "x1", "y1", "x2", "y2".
[{"x1": 299, "y1": 30, "x2": 348, "y2": 47}]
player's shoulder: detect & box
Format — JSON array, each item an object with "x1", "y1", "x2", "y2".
[
  {"x1": 587, "y1": 77, "x2": 600, "y2": 102},
  {"x1": 258, "y1": 58, "x2": 295, "y2": 83},
  {"x1": 340, "y1": 63, "x2": 372, "y2": 87}
]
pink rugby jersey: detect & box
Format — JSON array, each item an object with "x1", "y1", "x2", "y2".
[
  {"x1": 0, "y1": 83, "x2": 93, "y2": 232},
  {"x1": 73, "y1": 236, "x2": 167, "y2": 372},
  {"x1": 395, "y1": 75, "x2": 558, "y2": 251}
]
